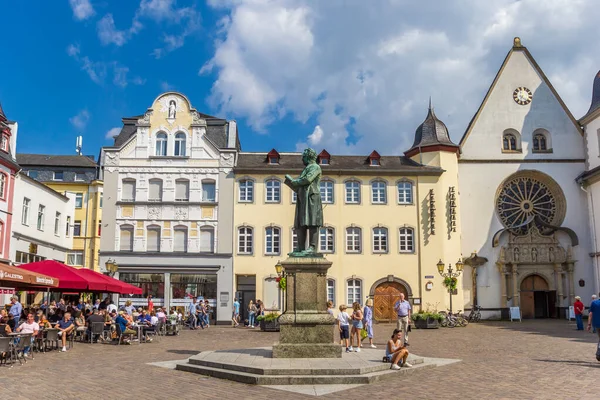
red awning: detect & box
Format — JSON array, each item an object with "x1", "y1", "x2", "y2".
[
  {"x1": 17, "y1": 261, "x2": 108, "y2": 292},
  {"x1": 75, "y1": 268, "x2": 142, "y2": 295}
]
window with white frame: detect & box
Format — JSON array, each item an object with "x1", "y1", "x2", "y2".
[
  {"x1": 54, "y1": 212, "x2": 61, "y2": 235},
  {"x1": 320, "y1": 180, "x2": 334, "y2": 203},
  {"x1": 174, "y1": 226, "x2": 188, "y2": 252},
  {"x1": 37, "y1": 205, "x2": 45, "y2": 230},
  {"x1": 53, "y1": 171, "x2": 64, "y2": 181},
  {"x1": 174, "y1": 132, "x2": 186, "y2": 156},
  {"x1": 200, "y1": 226, "x2": 215, "y2": 253},
  {"x1": 175, "y1": 179, "x2": 189, "y2": 201},
  {"x1": 75, "y1": 172, "x2": 86, "y2": 181},
  {"x1": 65, "y1": 216, "x2": 71, "y2": 237},
  {"x1": 345, "y1": 181, "x2": 360, "y2": 204},
  {"x1": 0, "y1": 174, "x2": 5, "y2": 199},
  {"x1": 371, "y1": 180, "x2": 387, "y2": 204},
  {"x1": 238, "y1": 227, "x2": 253, "y2": 254},
  {"x1": 345, "y1": 227, "x2": 361, "y2": 253},
  {"x1": 327, "y1": 279, "x2": 335, "y2": 303},
  {"x1": 239, "y1": 179, "x2": 254, "y2": 202},
  {"x1": 73, "y1": 220, "x2": 82, "y2": 236},
  {"x1": 147, "y1": 226, "x2": 161, "y2": 252},
  {"x1": 149, "y1": 179, "x2": 163, "y2": 202},
  {"x1": 291, "y1": 228, "x2": 298, "y2": 252},
  {"x1": 22, "y1": 198, "x2": 30, "y2": 225},
  {"x1": 373, "y1": 227, "x2": 388, "y2": 253},
  {"x1": 122, "y1": 179, "x2": 136, "y2": 201},
  {"x1": 120, "y1": 225, "x2": 133, "y2": 251},
  {"x1": 265, "y1": 226, "x2": 281, "y2": 255},
  {"x1": 399, "y1": 227, "x2": 414, "y2": 252},
  {"x1": 319, "y1": 227, "x2": 335, "y2": 253},
  {"x1": 397, "y1": 181, "x2": 413, "y2": 204},
  {"x1": 66, "y1": 251, "x2": 84, "y2": 266},
  {"x1": 156, "y1": 132, "x2": 168, "y2": 156},
  {"x1": 347, "y1": 279, "x2": 362, "y2": 305},
  {"x1": 202, "y1": 179, "x2": 216, "y2": 202},
  {"x1": 265, "y1": 179, "x2": 281, "y2": 203},
  {"x1": 75, "y1": 193, "x2": 83, "y2": 208}
]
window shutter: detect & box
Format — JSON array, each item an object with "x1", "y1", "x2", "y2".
[
  {"x1": 174, "y1": 229, "x2": 187, "y2": 252},
  {"x1": 123, "y1": 181, "x2": 135, "y2": 200},
  {"x1": 120, "y1": 228, "x2": 133, "y2": 251},
  {"x1": 147, "y1": 228, "x2": 160, "y2": 252},
  {"x1": 176, "y1": 180, "x2": 189, "y2": 200},
  {"x1": 149, "y1": 180, "x2": 161, "y2": 201},
  {"x1": 200, "y1": 228, "x2": 214, "y2": 252}
]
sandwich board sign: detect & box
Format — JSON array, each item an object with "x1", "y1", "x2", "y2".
[{"x1": 510, "y1": 307, "x2": 522, "y2": 322}]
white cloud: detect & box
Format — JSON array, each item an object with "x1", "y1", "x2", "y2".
[
  {"x1": 70, "y1": 110, "x2": 90, "y2": 130},
  {"x1": 160, "y1": 81, "x2": 175, "y2": 91},
  {"x1": 204, "y1": 0, "x2": 600, "y2": 154},
  {"x1": 66, "y1": 44, "x2": 144, "y2": 87},
  {"x1": 69, "y1": 0, "x2": 95, "y2": 21},
  {"x1": 105, "y1": 127, "x2": 122, "y2": 140},
  {"x1": 97, "y1": 14, "x2": 143, "y2": 46}
]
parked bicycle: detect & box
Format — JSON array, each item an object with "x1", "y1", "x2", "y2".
[
  {"x1": 439, "y1": 310, "x2": 468, "y2": 327},
  {"x1": 467, "y1": 305, "x2": 482, "y2": 322}
]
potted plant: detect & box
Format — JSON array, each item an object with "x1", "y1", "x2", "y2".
[
  {"x1": 257, "y1": 312, "x2": 280, "y2": 332},
  {"x1": 411, "y1": 310, "x2": 443, "y2": 329}
]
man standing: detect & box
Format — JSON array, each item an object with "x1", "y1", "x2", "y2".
[
  {"x1": 187, "y1": 297, "x2": 198, "y2": 330},
  {"x1": 574, "y1": 296, "x2": 585, "y2": 330},
  {"x1": 587, "y1": 293, "x2": 600, "y2": 361},
  {"x1": 394, "y1": 293, "x2": 411, "y2": 346},
  {"x1": 147, "y1": 295, "x2": 154, "y2": 314},
  {"x1": 9, "y1": 296, "x2": 22, "y2": 331},
  {"x1": 94, "y1": 299, "x2": 101, "y2": 310},
  {"x1": 232, "y1": 298, "x2": 240, "y2": 327}
]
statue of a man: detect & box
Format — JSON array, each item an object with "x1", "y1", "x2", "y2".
[{"x1": 285, "y1": 148, "x2": 323, "y2": 256}]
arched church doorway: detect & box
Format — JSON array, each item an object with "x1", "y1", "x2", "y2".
[
  {"x1": 373, "y1": 281, "x2": 408, "y2": 322},
  {"x1": 520, "y1": 274, "x2": 556, "y2": 319}
]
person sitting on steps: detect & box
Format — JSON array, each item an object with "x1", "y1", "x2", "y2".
[{"x1": 386, "y1": 329, "x2": 412, "y2": 370}]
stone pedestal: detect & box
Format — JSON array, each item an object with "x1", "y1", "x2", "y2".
[{"x1": 272, "y1": 257, "x2": 341, "y2": 358}]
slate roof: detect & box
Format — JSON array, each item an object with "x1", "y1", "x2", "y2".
[
  {"x1": 405, "y1": 105, "x2": 458, "y2": 155},
  {"x1": 580, "y1": 70, "x2": 600, "y2": 122},
  {"x1": 235, "y1": 153, "x2": 443, "y2": 175},
  {"x1": 16, "y1": 154, "x2": 97, "y2": 167}
]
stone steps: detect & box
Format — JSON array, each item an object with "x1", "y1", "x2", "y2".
[
  {"x1": 176, "y1": 361, "x2": 433, "y2": 385},
  {"x1": 175, "y1": 350, "x2": 433, "y2": 385}
]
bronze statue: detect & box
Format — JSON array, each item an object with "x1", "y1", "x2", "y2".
[{"x1": 285, "y1": 148, "x2": 323, "y2": 256}]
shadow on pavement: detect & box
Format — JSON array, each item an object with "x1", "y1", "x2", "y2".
[
  {"x1": 481, "y1": 320, "x2": 599, "y2": 344},
  {"x1": 534, "y1": 359, "x2": 600, "y2": 368}
]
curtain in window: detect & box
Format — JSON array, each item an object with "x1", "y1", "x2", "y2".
[
  {"x1": 202, "y1": 181, "x2": 216, "y2": 202},
  {"x1": 122, "y1": 180, "x2": 135, "y2": 201},
  {"x1": 175, "y1": 180, "x2": 189, "y2": 200},
  {"x1": 149, "y1": 179, "x2": 162, "y2": 201}
]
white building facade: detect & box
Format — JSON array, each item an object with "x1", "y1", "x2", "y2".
[
  {"x1": 11, "y1": 173, "x2": 75, "y2": 264},
  {"x1": 458, "y1": 38, "x2": 596, "y2": 319},
  {"x1": 99, "y1": 92, "x2": 238, "y2": 324}
]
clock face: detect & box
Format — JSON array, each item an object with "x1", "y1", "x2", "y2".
[{"x1": 513, "y1": 87, "x2": 532, "y2": 105}]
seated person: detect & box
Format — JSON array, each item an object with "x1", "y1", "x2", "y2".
[
  {"x1": 57, "y1": 312, "x2": 75, "y2": 352},
  {"x1": 0, "y1": 316, "x2": 12, "y2": 337},
  {"x1": 156, "y1": 308, "x2": 167, "y2": 323},
  {"x1": 86, "y1": 309, "x2": 106, "y2": 341},
  {"x1": 150, "y1": 311, "x2": 159, "y2": 327},
  {"x1": 386, "y1": 329, "x2": 412, "y2": 370},
  {"x1": 115, "y1": 311, "x2": 137, "y2": 344},
  {"x1": 74, "y1": 311, "x2": 86, "y2": 335},
  {"x1": 137, "y1": 310, "x2": 152, "y2": 325},
  {"x1": 16, "y1": 313, "x2": 40, "y2": 357},
  {"x1": 38, "y1": 313, "x2": 51, "y2": 329}
]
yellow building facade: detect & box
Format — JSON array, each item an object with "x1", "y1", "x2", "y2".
[
  {"x1": 233, "y1": 107, "x2": 465, "y2": 321},
  {"x1": 16, "y1": 154, "x2": 103, "y2": 271}
]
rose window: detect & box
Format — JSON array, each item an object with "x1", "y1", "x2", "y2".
[{"x1": 495, "y1": 172, "x2": 565, "y2": 235}]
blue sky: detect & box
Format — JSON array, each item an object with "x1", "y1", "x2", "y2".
[{"x1": 2, "y1": 1, "x2": 600, "y2": 158}]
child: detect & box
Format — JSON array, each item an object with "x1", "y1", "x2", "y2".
[
  {"x1": 337, "y1": 304, "x2": 351, "y2": 352},
  {"x1": 327, "y1": 301, "x2": 334, "y2": 315}
]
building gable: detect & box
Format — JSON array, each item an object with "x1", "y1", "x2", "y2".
[{"x1": 460, "y1": 38, "x2": 583, "y2": 161}]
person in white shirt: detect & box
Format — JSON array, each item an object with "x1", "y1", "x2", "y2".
[
  {"x1": 337, "y1": 304, "x2": 351, "y2": 352},
  {"x1": 17, "y1": 313, "x2": 39, "y2": 357},
  {"x1": 107, "y1": 300, "x2": 117, "y2": 314}
]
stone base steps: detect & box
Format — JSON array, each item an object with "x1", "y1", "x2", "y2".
[{"x1": 175, "y1": 352, "x2": 433, "y2": 385}]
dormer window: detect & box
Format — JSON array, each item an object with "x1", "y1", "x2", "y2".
[
  {"x1": 318, "y1": 149, "x2": 331, "y2": 165},
  {"x1": 368, "y1": 150, "x2": 381, "y2": 166},
  {"x1": 267, "y1": 149, "x2": 280, "y2": 165},
  {"x1": 0, "y1": 135, "x2": 7, "y2": 152}
]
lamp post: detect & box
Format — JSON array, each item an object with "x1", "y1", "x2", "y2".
[
  {"x1": 105, "y1": 258, "x2": 118, "y2": 277},
  {"x1": 436, "y1": 258, "x2": 464, "y2": 313}
]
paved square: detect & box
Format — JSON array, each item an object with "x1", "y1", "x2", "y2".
[{"x1": 2, "y1": 320, "x2": 599, "y2": 399}]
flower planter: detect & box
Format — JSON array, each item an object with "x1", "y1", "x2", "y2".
[
  {"x1": 413, "y1": 317, "x2": 440, "y2": 329},
  {"x1": 259, "y1": 319, "x2": 280, "y2": 332}
]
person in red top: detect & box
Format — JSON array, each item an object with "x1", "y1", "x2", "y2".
[
  {"x1": 147, "y1": 295, "x2": 154, "y2": 314},
  {"x1": 574, "y1": 296, "x2": 584, "y2": 331}
]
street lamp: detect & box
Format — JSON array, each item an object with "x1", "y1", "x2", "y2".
[
  {"x1": 105, "y1": 258, "x2": 118, "y2": 277},
  {"x1": 275, "y1": 260, "x2": 283, "y2": 277},
  {"x1": 436, "y1": 258, "x2": 463, "y2": 313}
]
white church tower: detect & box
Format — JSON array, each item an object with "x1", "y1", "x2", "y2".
[{"x1": 458, "y1": 37, "x2": 593, "y2": 319}]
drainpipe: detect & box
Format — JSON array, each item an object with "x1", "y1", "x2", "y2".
[{"x1": 581, "y1": 184, "x2": 600, "y2": 295}]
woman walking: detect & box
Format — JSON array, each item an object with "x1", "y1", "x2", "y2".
[
  {"x1": 248, "y1": 300, "x2": 257, "y2": 328},
  {"x1": 362, "y1": 298, "x2": 376, "y2": 348},
  {"x1": 350, "y1": 302, "x2": 363, "y2": 352}
]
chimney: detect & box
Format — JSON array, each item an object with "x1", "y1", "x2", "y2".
[{"x1": 227, "y1": 120, "x2": 237, "y2": 149}]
